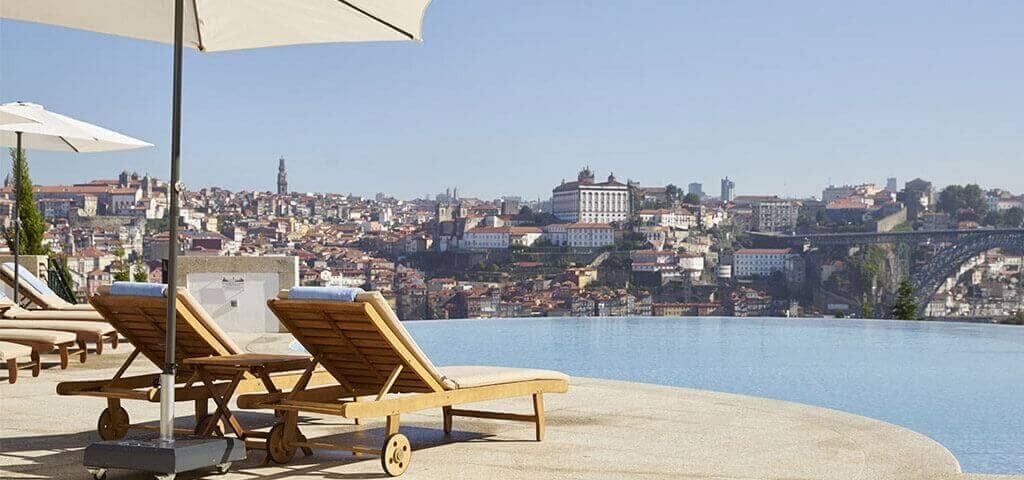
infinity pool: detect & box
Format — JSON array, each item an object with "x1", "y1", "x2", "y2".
[{"x1": 400, "y1": 316, "x2": 1024, "y2": 474}]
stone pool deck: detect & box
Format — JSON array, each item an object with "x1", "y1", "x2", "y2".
[{"x1": 0, "y1": 337, "x2": 1018, "y2": 480}]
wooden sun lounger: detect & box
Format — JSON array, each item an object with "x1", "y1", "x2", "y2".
[
  {"x1": 0, "y1": 262, "x2": 95, "y2": 311},
  {"x1": 1, "y1": 340, "x2": 40, "y2": 383},
  {"x1": 56, "y1": 283, "x2": 331, "y2": 444},
  {"x1": 0, "y1": 290, "x2": 106, "y2": 321},
  {"x1": 0, "y1": 328, "x2": 86, "y2": 370},
  {"x1": 0, "y1": 319, "x2": 118, "y2": 354},
  {"x1": 236, "y1": 289, "x2": 569, "y2": 477}
]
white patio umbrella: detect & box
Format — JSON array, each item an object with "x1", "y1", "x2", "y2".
[
  {"x1": 1, "y1": 2, "x2": 430, "y2": 478},
  {"x1": 0, "y1": 102, "x2": 152, "y2": 305},
  {"x1": 0, "y1": 109, "x2": 35, "y2": 125}
]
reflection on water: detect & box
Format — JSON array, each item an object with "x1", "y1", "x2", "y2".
[{"x1": 403, "y1": 316, "x2": 1024, "y2": 474}]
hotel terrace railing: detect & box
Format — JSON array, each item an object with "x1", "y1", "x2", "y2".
[{"x1": 46, "y1": 257, "x2": 80, "y2": 304}]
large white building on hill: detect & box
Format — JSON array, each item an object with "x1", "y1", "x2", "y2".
[{"x1": 552, "y1": 168, "x2": 630, "y2": 223}]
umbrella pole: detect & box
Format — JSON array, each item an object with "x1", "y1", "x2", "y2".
[
  {"x1": 159, "y1": 0, "x2": 184, "y2": 444},
  {"x1": 12, "y1": 131, "x2": 21, "y2": 305}
]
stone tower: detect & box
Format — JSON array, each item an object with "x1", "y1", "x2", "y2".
[{"x1": 277, "y1": 156, "x2": 288, "y2": 195}]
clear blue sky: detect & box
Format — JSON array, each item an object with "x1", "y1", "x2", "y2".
[{"x1": 1, "y1": 1, "x2": 1022, "y2": 200}]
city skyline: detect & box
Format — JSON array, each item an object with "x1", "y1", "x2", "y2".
[
  {"x1": 3, "y1": 160, "x2": 1014, "y2": 204},
  {"x1": 2, "y1": 2, "x2": 1023, "y2": 198}
]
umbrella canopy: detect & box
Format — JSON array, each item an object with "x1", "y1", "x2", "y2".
[
  {"x1": 0, "y1": 102, "x2": 153, "y2": 152},
  {"x1": 0, "y1": 102, "x2": 151, "y2": 305},
  {"x1": 0, "y1": 109, "x2": 35, "y2": 126},
  {"x1": 1, "y1": 0, "x2": 430, "y2": 51}
]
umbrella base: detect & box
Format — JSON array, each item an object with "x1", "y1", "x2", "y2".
[{"x1": 83, "y1": 436, "x2": 245, "y2": 479}]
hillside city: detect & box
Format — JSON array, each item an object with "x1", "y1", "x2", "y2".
[{"x1": 4, "y1": 157, "x2": 1023, "y2": 322}]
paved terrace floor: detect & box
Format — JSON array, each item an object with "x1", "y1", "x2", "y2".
[{"x1": 1, "y1": 336, "x2": 1019, "y2": 480}]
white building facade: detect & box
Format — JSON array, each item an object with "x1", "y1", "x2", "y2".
[
  {"x1": 461, "y1": 226, "x2": 542, "y2": 250},
  {"x1": 566, "y1": 223, "x2": 614, "y2": 248},
  {"x1": 552, "y1": 168, "x2": 631, "y2": 223},
  {"x1": 733, "y1": 248, "x2": 800, "y2": 278}
]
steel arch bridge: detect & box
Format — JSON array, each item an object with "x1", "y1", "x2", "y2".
[{"x1": 751, "y1": 228, "x2": 1024, "y2": 309}]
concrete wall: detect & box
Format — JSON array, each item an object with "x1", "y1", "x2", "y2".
[
  {"x1": 176, "y1": 256, "x2": 299, "y2": 333},
  {"x1": 873, "y1": 206, "x2": 908, "y2": 233},
  {"x1": 0, "y1": 255, "x2": 49, "y2": 300},
  {"x1": 69, "y1": 215, "x2": 136, "y2": 229}
]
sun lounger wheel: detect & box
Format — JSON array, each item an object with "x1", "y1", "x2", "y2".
[
  {"x1": 267, "y1": 423, "x2": 296, "y2": 464},
  {"x1": 381, "y1": 433, "x2": 411, "y2": 477},
  {"x1": 87, "y1": 468, "x2": 107, "y2": 480},
  {"x1": 97, "y1": 406, "x2": 130, "y2": 440},
  {"x1": 194, "y1": 414, "x2": 224, "y2": 436}
]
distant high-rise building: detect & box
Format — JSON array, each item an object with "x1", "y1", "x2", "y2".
[
  {"x1": 720, "y1": 177, "x2": 736, "y2": 202},
  {"x1": 885, "y1": 177, "x2": 898, "y2": 192},
  {"x1": 688, "y1": 182, "x2": 704, "y2": 198},
  {"x1": 277, "y1": 156, "x2": 288, "y2": 195}
]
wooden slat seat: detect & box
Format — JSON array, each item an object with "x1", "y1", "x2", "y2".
[
  {"x1": 56, "y1": 283, "x2": 332, "y2": 442},
  {"x1": 235, "y1": 288, "x2": 569, "y2": 476}
]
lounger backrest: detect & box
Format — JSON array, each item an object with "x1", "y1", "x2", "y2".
[
  {"x1": 91, "y1": 283, "x2": 242, "y2": 370},
  {"x1": 270, "y1": 289, "x2": 447, "y2": 395},
  {"x1": 1, "y1": 262, "x2": 69, "y2": 309},
  {"x1": 0, "y1": 289, "x2": 17, "y2": 309}
]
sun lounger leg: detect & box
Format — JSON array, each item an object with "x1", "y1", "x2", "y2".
[
  {"x1": 7, "y1": 359, "x2": 16, "y2": 384},
  {"x1": 58, "y1": 345, "x2": 69, "y2": 369},
  {"x1": 77, "y1": 340, "x2": 88, "y2": 363},
  {"x1": 95, "y1": 337, "x2": 104, "y2": 355},
  {"x1": 442, "y1": 406, "x2": 452, "y2": 435},
  {"x1": 30, "y1": 350, "x2": 39, "y2": 376},
  {"x1": 195, "y1": 399, "x2": 208, "y2": 422},
  {"x1": 386, "y1": 414, "x2": 401, "y2": 436},
  {"x1": 533, "y1": 394, "x2": 545, "y2": 441}
]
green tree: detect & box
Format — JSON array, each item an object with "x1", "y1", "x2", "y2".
[
  {"x1": 859, "y1": 293, "x2": 874, "y2": 319},
  {"x1": 682, "y1": 192, "x2": 702, "y2": 205},
  {"x1": 1002, "y1": 207, "x2": 1024, "y2": 227},
  {"x1": 145, "y1": 214, "x2": 170, "y2": 235},
  {"x1": 937, "y1": 184, "x2": 987, "y2": 220},
  {"x1": 891, "y1": 279, "x2": 919, "y2": 320},
  {"x1": 3, "y1": 148, "x2": 49, "y2": 255},
  {"x1": 664, "y1": 184, "x2": 683, "y2": 206},
  {"x1": 111, "y1": 243, "x2": 131, "y2": 282},
  {"x1": 132, "y1": 258, "x2": 149, "y2": 283},
  {"x1": 983, "y1": 210, "x2": 1001, "y2": 226}
]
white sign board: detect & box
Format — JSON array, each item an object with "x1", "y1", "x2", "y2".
[{"x1": 187, "y1": 272, "x2": 280, "y2": 333}]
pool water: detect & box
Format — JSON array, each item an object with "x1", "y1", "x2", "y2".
[{"x1": 399, "y1": 316, "x2": 1024, "y2": 474}]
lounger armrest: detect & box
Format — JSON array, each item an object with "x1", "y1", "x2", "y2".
[{"x1": 56, "y1": 373, "x2": 162, "y2": 395}]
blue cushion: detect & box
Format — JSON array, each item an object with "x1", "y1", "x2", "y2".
[
  {"x1": 3, "y1": 263, "x2": 57, "y2": 297},
  {"x1": 288, "y1": 286, "x2": 364, "y2": 302},
  {"x1": 110, "y1": 282, "x2": 167, "y2": 297}
]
